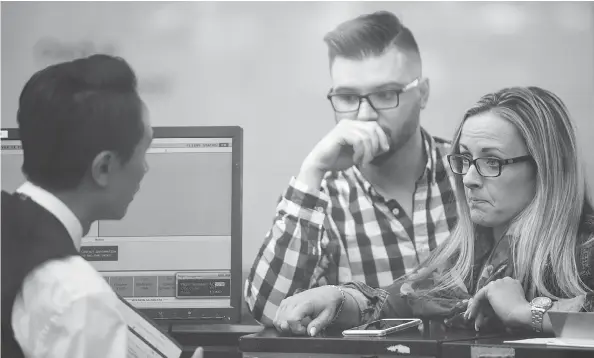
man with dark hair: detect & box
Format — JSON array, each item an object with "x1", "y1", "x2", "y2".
[
  {"x1": 245, "y1": 11, "x2": 458, "y2": 327},
  {"x1": 1, "y1": 55, "x2": 202, "y2": 358}
]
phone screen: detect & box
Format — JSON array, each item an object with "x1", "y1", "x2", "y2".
[{"x1": 360, "y1": 319, "x2": 418, "y2": 330}]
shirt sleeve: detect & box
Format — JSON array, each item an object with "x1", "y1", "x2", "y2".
[
  {"x1": 40, "y1": 293, "x2": 128, "y2": 358},
  {"x1": 340, "y1": 281, "x2": 390, "y2": 324},
  {"x1": 339, "y1": 279, "x2": 443, "y2": 325},
  {"x1": 244, "y1": 176, "x2": 344, "y2": 325}
]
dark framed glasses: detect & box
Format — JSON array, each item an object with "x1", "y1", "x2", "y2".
[
  {"x1": 327, "y1": 78, "x2": 419, "y2": 113},
  {"x1": 447, "y1": 154, "x2": 533, "y2": 177}
]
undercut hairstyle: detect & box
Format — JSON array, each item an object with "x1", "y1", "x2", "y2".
[
  {"x1": 323, "y1": 11, "x2": 421, "y2": 68},
  {"x1": 17, "y1": 54, "x2": 145, "y2": 191}
]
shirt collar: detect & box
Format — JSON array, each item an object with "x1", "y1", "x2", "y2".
[
  {"x1": 16, "y1": 181, "x2": 84, "y2": 250},
  {"x1": 420, "y1": 127, "x2": 437, "y2": 183}
]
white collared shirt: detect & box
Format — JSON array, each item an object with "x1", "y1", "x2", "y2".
[{"x1": 11, "y1": 182, "x2": 128, "y2": 358}]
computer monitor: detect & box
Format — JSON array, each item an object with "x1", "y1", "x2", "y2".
[{"x1": 1, "y1": 126, "x2": 243, "y2": 323}]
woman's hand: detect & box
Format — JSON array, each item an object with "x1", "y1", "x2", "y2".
[
  {"x1": 465, "y1": 277, "x2": 532, "y2": 330},
  {"x1": 273, "y1": 286, "x2": 343, "y2": 336}
]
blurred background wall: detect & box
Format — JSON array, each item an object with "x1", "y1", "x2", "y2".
[{"x1": 2, "y1": 1, "x2": 594, "y2": 272}]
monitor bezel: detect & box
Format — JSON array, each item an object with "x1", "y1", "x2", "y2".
[{"x1": 1, "y1": 126, "x2": 244, "y2": 324}]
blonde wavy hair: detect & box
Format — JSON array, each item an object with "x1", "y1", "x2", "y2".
[{"x1": 406, "y1": 86, "x2": 593, "y2": 300}]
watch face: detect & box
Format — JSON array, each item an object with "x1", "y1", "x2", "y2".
[{"x1": 532, "y1": 297, "x2": 553, "y2": 309}]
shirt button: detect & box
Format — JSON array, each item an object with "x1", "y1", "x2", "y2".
[
  {"x1": 392, "y1": 208, "x2": 400, "y2": 216},
  {"x1": 315, "y1": 206, "x2": 324, "y2": 213}
]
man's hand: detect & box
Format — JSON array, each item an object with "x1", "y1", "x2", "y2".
[
  {"x1": 465, "y1": 277, "x2": 531, "y2": 330},
  {"x1": 191, "y1": 347, "x2": 204, "y2": 358},
  {"x1": 273, "y1": 286, "x2": 343, "y2": 336},
  {"x1": 298, "y1": 120, "x2": 391, "y2": 186}
]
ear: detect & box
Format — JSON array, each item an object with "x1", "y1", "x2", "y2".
[
  {"x1": 419, "y1": 77, "x2": 430, "y2": 110},
  {"x1": 90, "y1": 151, "x2": 118, "y2": 188}
]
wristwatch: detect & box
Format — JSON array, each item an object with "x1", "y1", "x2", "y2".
[{"x1": 530, "y1": 297, "x2": 553, "y2": 333}]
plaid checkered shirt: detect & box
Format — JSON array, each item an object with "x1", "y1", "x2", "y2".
[{"x1": 244, "y1": 128, "x2": 459, "y2": 324}]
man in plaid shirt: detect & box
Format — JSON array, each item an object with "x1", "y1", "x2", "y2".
[{"x1": 245, "y1": 11, "x2": 459, "y2": 326}]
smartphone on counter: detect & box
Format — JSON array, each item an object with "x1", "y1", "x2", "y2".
[{"x1": 342, "y1": 318, "x2": 422, "y2": 337}]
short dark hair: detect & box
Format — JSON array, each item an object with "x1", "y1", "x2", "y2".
[
  {"x1": 323, "y1": 11, "x2": 421, "y2": 67},
  {"x1": 17, "y1": 54, "x2": 145, "y2": 191}
]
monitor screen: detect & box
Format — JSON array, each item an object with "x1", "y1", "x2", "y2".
[{"x1": 1, "y1": 127, "x2": 243, "y2": 322}]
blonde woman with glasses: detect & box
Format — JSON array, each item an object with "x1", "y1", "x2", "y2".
[{"x1": 272, "y1": 86, "x2": 594, "y2": 336}]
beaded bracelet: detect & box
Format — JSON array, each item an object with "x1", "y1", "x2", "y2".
[{"x1": 328, "y1": 285, "x2": 346, "y2": 326}]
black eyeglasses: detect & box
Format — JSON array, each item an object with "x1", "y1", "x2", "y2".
[
  {"x1": 447, "y1": 154, "x2": 533, "y2": 178},
  {"x1": 327, "y1": 78, "x2": 419, "y2": 113}
]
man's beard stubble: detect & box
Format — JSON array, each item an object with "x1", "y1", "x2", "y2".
[{"x1": 369, "y1": 118, "x2": 419, "y2": 167}]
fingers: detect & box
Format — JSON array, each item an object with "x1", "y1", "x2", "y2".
[
  {"x1": 465, "y1": 285, "x2": 489, "y2": 321},
  {"x1": 474, "y1": 301, "x2": 498, "y2": 332},
  {"x1": 341, "y1": 122, "x2": 386, "y2": 166},
  {"x1": 288, "y1": 319, "x2": 307, "y2": 335},
  {"x1": 273, "y1": 300, "x2": 283, "y2": 331},
  {"x1": 474, "y1": 310, "x2": 485, "y2": 331},
  {"x1": 374, "y1": 124, "x2": 391, "y2": 153},
  {"x1": 464, "y1": 298, "x2": 474, "y2": 321},
  {"x1": 191, "y1": 347, "x2": 204, "y2": 358},
  {"x1": 273, "y1": 300, "x2": 291, "y2": 333},
  {"x1": 306, "y1": 308, "x2": 335, "y2": 337},
  {"x1": 475, "y1": 308, "x2": 495, "y2": 332},
  {"x1": 348, "y1": 130, "x2": 373, "y2": 165},
  {"x1": 273, "y1": 299, "x2": 312, "y2": 336},
  {"x1": 362, "y1": 129, "x2": 377, "y2": 164}
]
